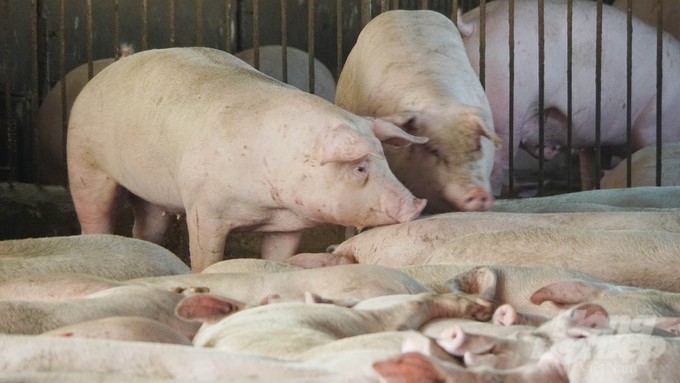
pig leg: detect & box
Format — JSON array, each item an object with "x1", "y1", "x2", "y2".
[
  {"x1": 68, "y1": 166, "x2": 128, "y2": 234},
  {"x1": 129, "y1": 196, "x2": 173, "y2": 245},
  {"x1": 260, "y1": 231, "x2": 304, "y2": 261},
  {"x1": 184, "y1": 205, "x2": 232, "y2": 272}
]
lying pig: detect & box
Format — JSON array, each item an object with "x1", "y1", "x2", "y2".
[
  {"x1": 36, "y1": 44, "x2": 133, "y2": 185},
  {"x1": 612, "y1": 0, "x2": 680, "y2": 41},
  {"x1": 67, "y1": 47, "x2": 427, "y2": 272},
  {"x1": 600, "y1": 143, "x2": 680, "y2": 189},
  {"x1": 176, "y1": 291, "x2": 493, "y2": 358},
  {"x1": 336, "y1": 10, "x2": 501, "y2": 212},
  {"x1": 0, "y1": 234, "x2": 189, "y2": 282},
  {"x1": 461, "y1": 0, "x2": 680, "y2": 192},
  {"x1": 0, "y1": 285, "x2": 199, "y2": 338},
  {"x1": 235, "y1": 45, "x2": 336, "y2": 102}
]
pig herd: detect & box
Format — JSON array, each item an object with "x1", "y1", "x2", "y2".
[{"x1": 7, "y1": 0, "x2": 680, "y2": 382}]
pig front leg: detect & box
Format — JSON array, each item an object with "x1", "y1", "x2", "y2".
[
  {"x1": 185, "y1": 207, "x2": 232, "y2": 273},
  {"x1": 129, "y1": 196, "x2": 174, "y2": 245},
  {"x1": 260, "y1": 231, "x2": 304, "y2": 261}
]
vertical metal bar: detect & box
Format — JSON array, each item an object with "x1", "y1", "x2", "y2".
[
  {"x1": 253, "y1": 0, "x2": 260, "y2": 69},
  {"x1": 567, "y1": 0, "x2": 573, "y2": 188},
  {"x1": 281, "y1": 0, "x2": 288, "y2": 83},
  {"x1": 169, "y1": 0, "x2": 175, "y2": 47},
  {"x1": 537, "y1": 0, "x2": 545, "y2": 194},
  {"x1": 625, "y1": 0, "x2": 632, "y2": 187},
  {"x1": 336, "y1": 0, "x2": 343, "y2": 78},
  {"x1": 380, "y1": 0, "x2": 388, "y2": 13},
  {"x1": 59, "y1": 0, "x2": 67, "y2": 184},
  {"x1": 85, "y1": 0, "x2": 93, "y2": 79},
  {"x1": 224, "y1": 0, "x2": 232, "y2": 52},
  {"x1": 361, "y1": 0, "x2": 372, "y2": 28},
  {"x1": 31, "y1": 0, "x2": 39, "y2": 182},
  {"x1": 308, "y1": 0, "x2": 315, "y2": 95},
  {"x1": 594, "y1": 0, "x2": 603, "y2": 189},
  {"x1": 419, "y1": 0, "x2": 428, "y2": 10},
  {"x1": 196, "y1": 0, "x2": 204, "y2": 46},
  {"x1": 479, "y1": 0, "x2": 486, "y2": 89},
  {"x1": 140, "y1": 0, "x2": 148, "y2": 50},
  {"x1": 507, "y1": 0, "x2": 515, "y2": 193},
  {"x1": 113, "y1": 0, "x2": 121, "y2": 55},
  {"x1": 1, "y1": 0, "x2": 11, "y2": 178},
  {"x1": 451, "y1": 0, "x2": 458, "y2": 23},
  {"x1": 656, "y1": 0, "x2": 663, "y2": 186}
]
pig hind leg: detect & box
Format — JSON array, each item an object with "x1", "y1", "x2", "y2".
[
  {"x1": 129, "y1": 195, "x2": 173, "y2": 245},
  {"x1": 68, "y1": 167, "x2": 128, "y2": 235}
]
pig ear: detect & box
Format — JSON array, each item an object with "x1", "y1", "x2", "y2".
[
  {"x1": 372, "y1": 352, "x2": 448, "y2": 383},
  {"x1": 368, "y1": 117, "x2": 429, "y2": 147},
  {"x1": 445, "y1": 266, "x2": 498, "y2": 302},
  {"x1": 174, "y1": 294, "x2": 246, "y2": 324},
  {"x1": 320, "y1": 125, "x2": 384, "y2": 165},
  {"x1": 651, "y1": 317, "x2": 680, "y2": 336},
  {"x1": 530, "y1": 280, "x2": 612, "y2": 308},
  {"x1": 564, "y1": 303, "x2": 611, "y2": 338},
  {"x1": 461, "y1": 107, "x2": 503, "y2": 148}
]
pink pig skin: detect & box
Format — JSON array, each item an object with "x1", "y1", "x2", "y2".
[
  {"x1": 461, "y1": 0, "x2": 680, "y2": 192},
  {"x1": 67, "y1": 47, "x2": 426, "y2": 272}
]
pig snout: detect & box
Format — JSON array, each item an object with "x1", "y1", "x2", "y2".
[
  {"x1": 380, "y1": 192, "x2": 427, "y2": 223},
  {"x1": 443, "y1": 184, "x2": 494, "y2": 212}
]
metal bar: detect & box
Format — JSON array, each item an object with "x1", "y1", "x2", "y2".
[
  {"x1": 196, "y1": 0, "x2": 204, "y2": 46},
  {"x1": 479, "y1": 0, "x2": 486, "y2": 89},
  {"x1": 625, "y1": 0, "x2": 632, "y2": 187},
  {"x1": 380, "y1": 0, "x2": 388, "y2": 13},
  {"x1": 253, "y1": 0, "x2": 260, "y2": 69},
  {"x1": 656, "y1": 0, "x2": 663, "y2": 186},
  {"x1": 336, "y1": 0, "x2": 343, "y2": 77},
  {"x1": 420, "y1": 0, "x2": 428, "y2": 10},
  {"x1": 451, "y1": 0, "x2": 458, "y2": 23},
  {"x1": 140, "y1": 0, "x2": 148, "y2": 50},
  {"x1": 282, "y1": 0, "x2": 288, "y2": 83},
  {"x1": 361, "y1": 0, "x2": 371, "y2": 28},
  {"x1": 308, "y1": 0, "x2": 315, "y2": 95},
  {"x1": 59, "y1": 0, "x2": 67, "y2": 185},
  {"x1": 224, "y1": 0, "x2": 232, "y2": 52},
  {"x1": 537, "y1": 0, "x2": 545, "y2": 193},
  {"x1": 113, "y1": 0, "x2": 121, "y2": 55},
  {"x1": 85, "y1": 0, "x2": 93, "y2": 79},
  {"x1": 594, "y1": 0, "x2": 603, "y2": 189},
  {"x1": 567, "y1": 0, "x2": 573, "y2": 188},
  {"x1": 31, "y1": 0, "x2": 39, "y2": 182},
  {"x1": 169, "y1": 0, "x2": 175, "y2": 47},
  {"x1": 507, "y1": 0, "x2": 515, "y2": 193},
  {"x1": 2, "y1": 0, "x2": 15, "y2": 180}
]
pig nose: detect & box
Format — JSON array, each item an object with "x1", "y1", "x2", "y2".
[{"x1": 444, "y1": 185, "x2": 494, "y2": 212}]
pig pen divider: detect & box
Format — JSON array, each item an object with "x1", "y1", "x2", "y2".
[{"x1": 0, "y1": 0, "x2": 666, "y2": 196}]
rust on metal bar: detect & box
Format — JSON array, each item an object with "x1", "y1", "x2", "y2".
[{"x1": 451, "y1": 0, "x2": 458, "y2": 23}]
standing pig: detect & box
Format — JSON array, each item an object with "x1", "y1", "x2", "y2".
[
  {"x1": 67, "y1": 47, "x2": 427, "y2": 272},
  {"x1": 461, "y1": 0, "x2": 680, "y2": 192},
  {"x1": 336, "y1": 10, "x2": 501, "y2": 212},
  {"x1": 600, "y1": 143, "x2": 680, "y2": 189},
  {"x1": 612, "y1": 0, "x2": 680, "y2": 41}
]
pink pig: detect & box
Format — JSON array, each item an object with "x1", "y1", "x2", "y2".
[{"x1": 67, "y1": 47, "x2": 427, "y2": 272}]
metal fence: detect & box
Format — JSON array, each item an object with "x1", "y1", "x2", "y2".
[{"x1": 2, "y1": 0, "x2": 668, "y2": 198}]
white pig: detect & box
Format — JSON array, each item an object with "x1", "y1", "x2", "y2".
[
  {"x1": 600, "y1": 143, "x2": 680, "y2": 189},
  {"x1": 0, "y1": 234, "x2": 189, "y2": 281},
  {"x1": 235, "y1": 45, "x2": 336, "y2": 102},
  {"x1": 461, "y1": 0, "x2": 680, "y2": 192},
  {"x1": 67, "y1": 47, "x2": 427, "y2": 272},
  {"x1": 336, "y1": 10, "x2": 502, "y2": 212}
]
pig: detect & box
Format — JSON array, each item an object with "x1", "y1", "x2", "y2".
[
  {"x1": 176, "y1": 291, "x2": 493, "y2": 358},
  {"x1": 490, "y1": 185, "x2": 680, "y2": 212},
  {"x1": 36, "y1": 44, "x2": 133, "y2": 185},
  {"x1": 66, "y1": 47, "x2": 427, "y2": 272},
  {"x1": 0, "y1": 234, "x2": 189, "y2": 282},
  {"x1": 331, "y1": 210, "x2": 680, "y2": 268},
  {"x1": 600, "y1": 143, "x2": 680, "y2": 189},
  {"x1": 200, "y1": 257, "x2": 302, "y2": 273},
  {"x1": 235, "y1": 45, "x2": 337, "y2": 102},
  {"x1": 0, "y1": 285, "x2": 199, "y2": 338},
  {"x1": 612, "y1": 0, "x2": 680, "y2": 41},
  {"x1": 336, "y1": 10, "x2": 502, "y2": 212},
  {"x1": 460, "y1": 0, "x2": 680, "y2": 192},
  {"x1": 40, "y1": 316, "x2": 193, "y2": 345},
  {"x1": 0, "y1": 334, "x2": 349, "y2": 382},
  {"x1": 341, "y1": 226, "x2": 680, "y2": 292}
]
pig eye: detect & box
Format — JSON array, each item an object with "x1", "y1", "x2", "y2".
[{"x1": 356, "y1": 165, "x2": 366, "y2": 173}]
